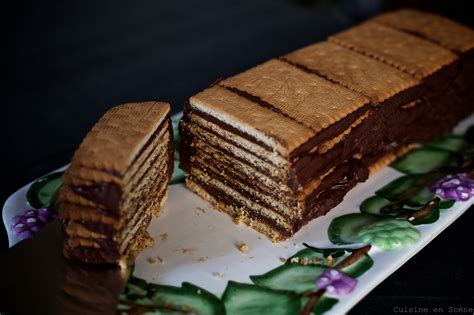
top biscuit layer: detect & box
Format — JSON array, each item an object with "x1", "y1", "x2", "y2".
[
  {"x1": 219, "y1": 59, "x2": 369, "y2": 135},
  {"x1": 70, "y1": 102, "x2": 170, "y2": 175},
  {"x1": 284, "y1": 41, "x2": 420, "y2": 104},
  {"x1": 189, "y1": 85, "x2": 315, "y2": 155},
  {"x1": 372, "y1": 9, "x2": 474, "y2": 54},
  {"x1": 329, "y1": 22, "x2": 457, "y2": 79}
]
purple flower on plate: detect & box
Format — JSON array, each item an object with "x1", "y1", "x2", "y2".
[
  {"x1": 316, "y1": 268, "x2": 357, "y2": 296},
  {"x1": 431, "y1": 173, "x2": 474, "y2": 201},
  {"x1": 11, "y1": 208, "x2": 58, "y2": 240}
]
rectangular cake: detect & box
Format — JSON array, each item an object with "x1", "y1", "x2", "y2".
[
  {"x1": 179, "y1": 9, "x2": 474, "y2": 241},
  {"x1": 58, "y1": 102, "x2": 173, "y2": 264}
]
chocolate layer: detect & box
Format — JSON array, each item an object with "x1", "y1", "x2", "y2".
[
  {"x1": 71, "y1": 183, "x2": 122, "y2": 211},
  {"x1": 65, "y1": 244, "x2": 120, "y2": 265},
  {"x1": 77, "y1": 221, "x2": 116, "y2": 238},
  {"x1": 182, "y1": 104, "x2": 275, "y2": 151},
  {"x1": 188, "y1": 176, "x2": 293, "y2": 237},
  {"x1": 303, "y1": 158, "x2": 369, "y2": 211},
  {"x1": 125, "y1": 113, "x2": 171, "y2": 177},
  {"x1": 183, "y1": 139, "x2": 370, "y2": 209},
  {"x1": 167, "y1": 120, "x2": 175, "y2": 179},
  {"x1": 119, "y1": 171, "x2": 169, "y2": 244},
  {"x1": 188, "y1": 161, "x2": 296, "y2": 222},
  {"x1": 180, "y1": 114, "x2": 279, "y2": 167},
  {"x1": 71, "y1": 128, "x2": 172, "y2": 211},
  {"x1": 179, "y1": 124, "x2": 283, "y2": 183},
  {"x1": 188, "y1": 155, "x2": 370, "y2": 237},
  {"x1": 185, "y1": 146, "x2": 297, "y2": 200}
]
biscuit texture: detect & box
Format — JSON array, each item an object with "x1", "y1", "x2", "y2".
[
  {"x1": 219, "y1": 59, "x2": 370, "y2": 133},
  {"x1": 71, "y1": 102, "x2": 169, "y2": 174},
  {"x1": 283, "y1": 41, "x2": 419, "y2": 104},
  {"x1": 372, "y1": 9, "x2": 474, "y2": 53},
  {"x1": 329, "y1": 22, "x2": 457, "y2": 79}
]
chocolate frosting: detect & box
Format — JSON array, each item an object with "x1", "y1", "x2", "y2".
[{"x1": 71, "y1": 183, "x2": 122, "y2": 212}]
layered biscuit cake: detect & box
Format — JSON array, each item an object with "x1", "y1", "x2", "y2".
[
  {"x1": 58, "y1": 102, "x2": 173, "y2": 264},
  {"x1": 179, "y1": 10, "x2": 474, "y2": 241}
]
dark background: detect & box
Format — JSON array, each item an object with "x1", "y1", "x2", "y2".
[{"x1": 3, "y1": 0, "x2": 474, "y2": 313}]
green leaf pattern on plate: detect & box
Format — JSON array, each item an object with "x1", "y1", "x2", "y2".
[
  {"x1": 119, "y1": 276, "x2": 225, "y2": 315},
  {"x1": 426, "y1": 135, "x2": 468, "y2": 152},
  {"x1": 119, "y1": 245, "x2": 374, "y2": 314},
  {"x1": 356, "y1": 219, "x2": 420, "y2": 250},
  {"x1": 375, "y1": 175, "x2": 435, "y2": 207},
  {"x1": 26, "y1": 172, "x2": 63, "y2": 209},
  {"x1": 390, "y1": 148, "x2": 461, "y2": 175},
  {"x1": 328, "y1": 126, "x2": 474, "y2": 251},
  {"x1": 222, "y1": 281, "x2": 302, "y2": 315},
  {"x1": 250, "y1": 264, "x2": 327, "y2": 293}
]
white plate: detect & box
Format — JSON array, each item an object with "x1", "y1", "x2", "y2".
[{"x1": 3, "y1": 114, "x2": 474, "y2": 314}]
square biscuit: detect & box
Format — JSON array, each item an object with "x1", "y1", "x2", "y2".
[
  {"x1": 284, "y1": 41, "x2": 420, "y2": 104},
  {"x1": 329, "y1": 21, "x2": 457, "y2": 79},
  {"x1": 219, "y1": 59, "x2": 370, "y2": 135},
  {"x1": 372, "y1": 9, "x2": 474, "y2": 54}
]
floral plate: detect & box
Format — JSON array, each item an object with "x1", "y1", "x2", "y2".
[{"x1": 3, "y1": 113, "x2": 474, "y2": 314}]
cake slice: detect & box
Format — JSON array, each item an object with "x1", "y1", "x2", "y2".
[
  {"x1": 179, "y1": 10, "x2": 474, "y2": 241},
  {"x1": 58, "y1": 102, "x2": 173, "y2": 264}
]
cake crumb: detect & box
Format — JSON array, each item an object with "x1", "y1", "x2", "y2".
[
  {"x1": 156, "y1": 256, "x2": 164, "y2": 264},
  {"x1": 212, "y1": 272, "x2": 223, "y2": 279},
  {"x1": 326, "y1": 255, "x2": 334, "y2": 267},
  {"x1": 237, "y1": 243, "x2": 249, "y2": 254},
  {"x1": 196, "y1": 256, "x2": 208, "y2": 262},
  {"x1": 159, "y1": 233, "x2": 168, "y2": 241},
  {"x1": 290, "y1": 257, "x2": 300, "y2": 264},
  {"x1": 311, "y1": 256, "x2": 321, "y2": 264},
  {"x1": 195, "y1": 207, "x2": 206, "y2": 215},
  {"x1": 285, "y1": 256, "x2": 322, "y2": 265},
  {"x1": 234, "y1": 215, "x2": 244, "y2": 225},
  {"x1": 147, "y1": 257, "x2": 157, "y2": 264},
  {"x1": 177, "y1": 248, "x2": 193, "y2": 254}
]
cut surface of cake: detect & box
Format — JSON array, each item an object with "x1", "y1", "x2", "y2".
[
  {"x1": 179, "y1": 10, "x2": 474, "y2": 241},
  {"x1": 58, "y1": 102, "x2": 173, "y2": 264}
]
